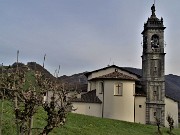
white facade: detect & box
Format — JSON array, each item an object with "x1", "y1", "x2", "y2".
[
  {"x1": 135, "y1": 96, "x2": 146, "y2": 124},
  {"x1": 165, "y1": 97, "x2": 179, "y2": 128},
  {"x1": 73, "y1": 102, "x2": 102, "y2": 117},
  {"x1": 105, "y1": 80, "x2": 135, "y2": 122},
  {"x1": 72, "y1": 66, "x2": 141, "y2": 123},
  {"x1": 87, "y1": 66, "x2": 137, "y2": 122}
]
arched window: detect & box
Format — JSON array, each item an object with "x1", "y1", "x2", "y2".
[
  {"x1": 151, "y1": 34, "x2": 159, "y2": 49},
  {"x1": 99, "y1": 81, "x2": 104, "y2": 94}
]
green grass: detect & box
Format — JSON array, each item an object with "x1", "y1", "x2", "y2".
[
  {"x1": 0, "y1": 100, "x2": 180, "y2": 135},
  {"x1": 52, "y1": 114, "x2": 180, "y2": 135},
  {"x1": 0, "y1": 100, "x2": 16, "y2": 134}
]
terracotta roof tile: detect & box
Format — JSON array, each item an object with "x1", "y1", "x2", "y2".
[{"x1": 94, "y1": 71, "x2": 139, "y2": 81}]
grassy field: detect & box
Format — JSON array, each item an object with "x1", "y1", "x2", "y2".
[
  {"x1": 0, "y1": 100, "x2": 180, "y2": 135},
  {"x1": 51, "y1": 114, "x2": 180, "y2": 135}
]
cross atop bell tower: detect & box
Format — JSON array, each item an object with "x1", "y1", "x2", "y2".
[{"x1": 141, "y1": 4, "x2": 166, "y2": 126}]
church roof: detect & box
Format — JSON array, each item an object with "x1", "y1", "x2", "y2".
[
  {"x1": 91, "y1": 71, "x2": 139, "y2": 81},
  {"x1": 85, "y1": 65, "x2": 141, "y2": 78},
  {"x1": 71, "y1": 89, "x2": 102, "y2": 104}
]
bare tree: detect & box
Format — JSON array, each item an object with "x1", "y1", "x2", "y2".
[
  {"x1": 166, "y1": 114, "x2": 174, "y2": 134},
  {"x1": 155, "y1": 117, "x2": 161, "y2": 134},
  {"x1": 0, "y1": 63, "x2": 45, "y2": 135},
  {"x1": 40, "y1": 78, "x2": 73, "y2": 135},
  {"x1": 0, "y1": 51, "x2": 73, "y2": 135},
  {"x1": 1, "y1": 65, "x2": 37, "y2": 135},
  {"x1": 1, "y1": 65, "x2": 73, "y2": 135}
]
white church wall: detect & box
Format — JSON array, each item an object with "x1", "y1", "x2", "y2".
[
  {"x1": 95, "y1": 80, "x2": 104, "y2": 101},
  {"x1": 165, "y1": 97, "x2": 179, "y2": 128},
  {"x1": 88, "y1": 81, "x2": 97, "y2": 91},
  {"x1": 135, "y1": 96, "x2": 146, "y2": 124},
  {"x1": 87, "y1": 82, "x2": 91, "y2": 91},
  {"x1": 102, "y1": 80, "x2": 135, "y2": 122},
  {"x1": 72, "y1": 102, "x2": 102, "y2": 117}
]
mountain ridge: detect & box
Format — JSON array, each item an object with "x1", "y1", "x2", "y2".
[
  {"x1": 2, "y1": 63, "x2": 180, "y2": 107},
  {"x1": 58, "y1": 67, "x2": 180, "y2": 106}
]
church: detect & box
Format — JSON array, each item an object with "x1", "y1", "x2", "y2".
[{"x1": 71, "y1": 4, "x2": 179, "y2": 127}]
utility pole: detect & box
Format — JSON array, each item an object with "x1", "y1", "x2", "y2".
[
  {"x1": 0, "y1": 63, "x2": 4, "y2": 135},
  {"x1": 43, "y1": 54, "x2": 46, "y2": 68}
]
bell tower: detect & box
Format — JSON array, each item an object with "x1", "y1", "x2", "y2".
[{"x1": 141, "y1": 4, "x2": 166, "y2": 125}]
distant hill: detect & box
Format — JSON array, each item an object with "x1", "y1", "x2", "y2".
[
  {"x1": 27, "y1": 62, "x2": 88, "y2": 92},
  {"x1": 2, "y1": 63, "x2": 180, "y2": 106},
  {"x1": 58, "y1": 72, "x2": 88, "y2": 92},
  {"x1": 165, "y1": 74, "x2": 180, "y2": 107},
  {"x1": 25, "y1": 62, "x2": 87, "y2": 92},
  {"x1": 58, "y1": 72, "x2": 88, "y2": 84},
  {"x1": 27, "y1": 62, "x2": 56, "y2": 80},
  {"x1": 1, "y1": 62, "x2": 87, "y2": 92},
  {"x1": 0, "y1": 62, "x2": 56, "y2": 79}
]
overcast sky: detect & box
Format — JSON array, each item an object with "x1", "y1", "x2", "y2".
[{"x1": 0, "y1": 0, "x2": 180, "y2": 76}]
